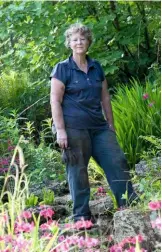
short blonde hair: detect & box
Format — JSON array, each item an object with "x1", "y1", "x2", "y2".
[{"x1": 64, "y1": 23, "x2": 93, "y2": 48}]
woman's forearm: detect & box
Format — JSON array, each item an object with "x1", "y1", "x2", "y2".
[
  {"x1": 51, "y1": 101, "x2": 65, "y2": 130},
  {"x1": 102, "y1": 94, "x2": 115, "y2": 127}
]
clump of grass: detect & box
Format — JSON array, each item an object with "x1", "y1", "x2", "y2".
[{"x1": 112, "y1": 79, "x2": 160, "y2": 166}]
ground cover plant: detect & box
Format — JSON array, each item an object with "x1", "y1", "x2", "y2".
[{"x1": 0, "y1": 138, "x2": 161, "y2": 251}]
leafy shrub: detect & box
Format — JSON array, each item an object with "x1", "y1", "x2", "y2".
[
  {"x1": 131, "y1": 135, "x2": 161, "y2": 208},
  {"x1": 26, "y1": 193, "x2": 39, "y2": 207},
  {"x1": 0, "y1": 113, "x2": 65, "y2": 191},
  {"x1": 0, "y1": 110, "x2": 20, "y2": 155},
  {"x1": 0, "y1": 70, "x2": 50, "y2": 133},
  {"x1": 24, "y1": 142, "x2": 65, "y2": 186},
  {"x1": 40, "y1": 188, "x2": 55, "y2": 206},
  {"x1": 112, "y1": 79, "x2": 161, "y2": 166}
]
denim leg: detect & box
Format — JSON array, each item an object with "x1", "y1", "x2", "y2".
[
  {"x1": 65, "y1": 128, "x2": 92, "y2": 221},
  {"x1": 91, "y1": 128, "x2": 137, "y2": 207}
]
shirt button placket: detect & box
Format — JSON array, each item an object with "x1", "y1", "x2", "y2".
[{"x1": 87, "y1": 77, "x2": 91, "y2": 85}]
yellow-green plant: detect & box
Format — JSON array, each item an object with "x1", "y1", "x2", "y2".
[
  {"x1": 112, "y1": 79, "x2": 160, "y2": 167},
  {"x1": 25, "y1": 193, "x2": 39, "y2": 207},
  {"x1": 0, "y1": 137, "x2": 64, "y2": 251},
  {"x1": 41, "y1": 188, "x2": 55, "y2": 206},
  {"x1": 0, "y1": 136, "x2": 29, "y2": 235},
  {"x1": 88, "y1": 157, "x2": 106, "y2": 184}
]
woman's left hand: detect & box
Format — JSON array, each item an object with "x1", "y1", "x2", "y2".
[{"x1": 109, "y1": 124, "x2": 116, "y2": 133}]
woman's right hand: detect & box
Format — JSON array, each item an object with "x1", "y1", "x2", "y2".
[{"x1": 57, "y1": 129, "x2": 68, "y2": 149}]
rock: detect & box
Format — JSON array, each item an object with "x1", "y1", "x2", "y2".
[
  {"x1": 113, "y1": 209, "x2": 159, "y2": 251},
  {"x1": 29, "y1": 180, "x2": 69, "y2": 199},
  {"x1": 53, "y1": 204, "x2": 70, "y2": 220},
  {"x1": 135, "y1": 157, "x2": 161, "y2": 176},
  {"x1": 89, "y1": 196, "x2": 113, "y2": 216},
  {"x1": 58, "y1": 214, "x2": 113, "y2": 238},
  {"x1": 55, "y1": 194, "x2": 72, "y2": 205},
  {"x1": 97, "y1": 214, "x2": 113, "y2": 235}
]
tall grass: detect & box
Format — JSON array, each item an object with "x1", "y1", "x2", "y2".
[
  {"x1": 0, "y1": 137, "x2": 63, "y2": 251},
  {"x1": 112, "y1": 79, "x2": 160, "y2": 166},
  {"x1": 0, "y1": 138, "x2": 103, "y2": 251}
]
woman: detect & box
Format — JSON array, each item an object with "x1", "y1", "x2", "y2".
[{"x1": 50, "y1": 23, "x2": 138, "y2": 223}]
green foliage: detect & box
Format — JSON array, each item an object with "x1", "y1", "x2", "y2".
[
  {"x1": 0, "y1": 110, "x2": 65, "y2": 192},
  {"x1": 26, "y1": 193, "x2": 38, "y2": 207},
  {"x1": 139, "y1": 135, "x2": 161, "y2": 158},
  {"x1": 132, "y1": 161, "x2": 161, "y2": 211},
  {"x1": 0, "y1": 1, "x2": 160, "y2": 84},
  {"x1": 0, "y1": 138, "x2": 61, "y2": 251},
  {"x1": 0, "y1": 70, "x2": 50, "y2": 130},
  {"x1": 131, "y1": 135, "x2": 161, "y2": 210},
  {"x1": 0, "y1": 110, "x2": 20, "y2": 154},
  {"x1": 112, "y1": 79, "x2": 160, "y2": 166},
  {"x1": 88, "y1": 158, "x2": 106, "y2": 184},
  {"x1": 41, "y1": 188, "x2": 55, "y2": 206},
  {"x1": 24, "y1": 141, "x2": 65, "y2": 186},
  {"x1": 90, "y1": 188, "x2": 97, "y2": 201},
  {"x1": 105, "y1": 189, "x2": 118, "y2": 211}
]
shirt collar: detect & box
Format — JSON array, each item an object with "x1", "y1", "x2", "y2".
[{"x1": 68, "y1": 54, "x2": 96, "y2": 70}]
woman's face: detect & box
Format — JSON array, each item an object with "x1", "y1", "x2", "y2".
[{"x1": 69, "y1": 32, "x2": 89, "y2": 55}]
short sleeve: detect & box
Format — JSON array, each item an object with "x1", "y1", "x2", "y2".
[
  {"x1": 50, "y1": 63, "x2": 67, "y2": 85},
  {"x1": 95, "y1": 61, "x2": 105, "y2": 82}
]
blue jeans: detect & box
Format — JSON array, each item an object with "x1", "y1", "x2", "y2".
[{"x1": 65, "y1": 127, "x2": 137, "y2": 222}]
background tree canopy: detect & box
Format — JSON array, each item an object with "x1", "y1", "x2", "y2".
[{"x1": 0, "y1": 1, "x2": 161, "y2": 86}]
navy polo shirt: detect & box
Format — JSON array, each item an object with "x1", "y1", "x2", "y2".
[{"x1": 50, "y1": 55, "x2": 108, "y2": 129}]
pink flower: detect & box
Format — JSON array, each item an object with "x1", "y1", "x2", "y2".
[
  {"x1": 58, "y1": 235, "x2": 65, "y2": 242},
  {"x1": 40, "y1": 223, "x2": 50, "y2": 230},
  {"x1": 0, "y1": 236, "x2": 3, "y2": 241},
  {"x1": 108, "y1": 234, "x2": 113, "y2": 242},
  {"x1": 12, "y1": 234, "x2": 31, "y2": 251},
  {"x1": 8, "y1": 145, "x2": 15, "y2": 151},
  {"x1": 21, "y1": 210, "x2": 32, "y2": 219},
  {"x1": 65, "y1": 223, "x2": 73, "y2": 229},
  {"x1": 0, "y1": 158, "x2": 9, "y2": 166},
  {"x1": 40, "y1": 208, "x2": 55, "y2": 219},
  {"x1": 3, "y1": 234, "x2": 13, "y2": 243},
  {"x1": 142, "y1": 93, "x2": 149, "y2": 99},
  {"x1": 0, "y1": 168, "x2": 8, "y2": 172},
  {"x1": 77, "y1": 237, "x2": 85, "y2": 248},
  {"x1": 2, "y1": 213, "x2": 9, "y2": 223},
  {"x1": 148, "y1": 201, "x2": 161, "y2": 210},
  {"x1": 136, "y1": 234, "x2": 144, "y2": 243},
  {"x1": 148, "y1": 101, "x2": 155, "y2": 107},
  {"x1": 57, "y1": 242, "x2": 69, "y2": 251},
  {"x1": 41, "y1": 232, "x2": 52, "y2": 239},
  {"x1": 40, "y1": 220, "x2": 57, "y2": 230},
  {"x1": 127, "y1": 247, "x2": 135, "y2": 252},
  {"x1": 97, "y1": 186, "x2": 106, "y2": 193},
  {"x1": 151, "y1": 217, "x2": 161, "y2": 229},
  {"x1": 155, "y1": 217, "x2": 161, "y2": 229},
  {"x1": 14, "y1": 221, "x2": 34, "y2": 233},
  {"x1": 74, "y1": 219, "x2": 93, "y2": 230},
  {"x1": 151, "y1": 220, "x2": 156, "y2": 228},
  {"x1": 55, "y1": 235, "x2": 99, "y2": 251},
  {"x1": 109, "y1": 245, "x2": 122, "y2": 252}
]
